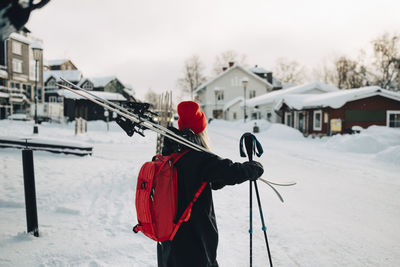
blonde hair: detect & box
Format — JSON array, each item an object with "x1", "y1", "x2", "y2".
[{"x1": 196, "y1": 130, "x2": 211, "y2": 150}]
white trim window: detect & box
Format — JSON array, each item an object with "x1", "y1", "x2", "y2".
[
  {"x1": 313, "y1": 110, "x2": 322, "y2": 131},
  {"x1": 83, "y1": 81, "x2": 93, "y2": 90},
  {"x1": 49, "y1": 96, "x2": 58, "y2": 103},
  {"x1": 12, "y1": 58, "x2": 23, "y2": 73},
  {"x1": 387, "y1": 110, "x2": 400, "y2": 128},
  {"x1": 12, "y1": 41, "x2": 22, "y2": 55},
  {"x1": 216, "y1": 91, "x2": 224, "y2": 101},
  {"x1": 285, "y1": 112, "x2": 293, "y2": 127}
]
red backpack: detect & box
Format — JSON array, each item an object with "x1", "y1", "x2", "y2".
[{"x1": 133, "y1": 150, "x2": 207, "y2": 242}]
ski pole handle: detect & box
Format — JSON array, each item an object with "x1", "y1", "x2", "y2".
[
  {"x1": 244, "y1": 133, "x2": 254, "y2": 162},
  {"x1": 240, "y1": 132, "x2": 263, "y2": 161}
]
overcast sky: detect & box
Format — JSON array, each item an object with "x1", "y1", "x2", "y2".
[{"x1": 26, "y1": 0, "x2": 400, "y2": 98}]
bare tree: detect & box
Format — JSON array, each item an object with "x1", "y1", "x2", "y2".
[
  {"x1": 273, "y1": 57, "x2": 306, "y2": 85},
  {"x1": 371, "y1": 32, "x2": 400, "y2": 90},
  {"x1": 177, "y1": 55, "x2": 207, "y2": 100},
  {"x1": 334, "y1": 56, "x2": 368, "y2": 89},
  {"x1": 312, "y1": 55, "x2": 368, "y2": 89},
  {"x1": 213, "y1": 50, "x2": 248, "y2": 74},
  {"x1": 144, "y1": 88, "x2": 160, "y2": 108},
  {"x1": 312, "y1": 58, "x2": 337, "y2": 85}
]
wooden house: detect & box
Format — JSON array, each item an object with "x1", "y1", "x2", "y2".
[
  {"x1": 57, "y1": 89, "x2": 127, "y2": 121},
  {"x1": 276, "y1": 86, "x2": 400, "y2": 136}
]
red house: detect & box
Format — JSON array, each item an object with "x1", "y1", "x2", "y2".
[{"x1": 276, "y1": 87, "x2": 400, "y2": 136}]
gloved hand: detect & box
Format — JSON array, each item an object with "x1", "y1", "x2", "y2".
[{"x1": 243, "y1": 161, "x2": 264, "y2": 181}]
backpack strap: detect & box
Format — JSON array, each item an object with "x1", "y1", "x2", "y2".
[
  {"x1": 170, "y1": 149, "x2": 190, "y2": 164},
  {"x1": 169, "y1": 181, "x2": 208, "y2": 240}
]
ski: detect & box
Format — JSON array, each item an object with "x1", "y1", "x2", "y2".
[
  {"x1": 57, "y1": 80, "x2": 296, "y2": 201},
  {"x1": 58, "y1": 80, "x2": 210, "y2": 154}
]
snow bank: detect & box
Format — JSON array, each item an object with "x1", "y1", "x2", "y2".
[
  {"x1": 375, "y1": 145, "x2": 400, "y2": 164},
  {"x1": 321, "y1": 126, "x2": 400, "y2": 155},
  {"x1": 1, "y1": 119, "x2": 400, "y2": 266}
]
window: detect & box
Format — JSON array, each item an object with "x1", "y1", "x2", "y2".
[
  {"x1": 249, "y1": 90, "x2": 256, "y2": 99},
  {"x1": 12, "y1": 59, "x2": 23, "y2": 73},
  {"x1": 38, "y1": 87, "x2": 42, "y2": 101},
  {"x1": 26, "y1": 85, "x2": 31, "y2": 100},
  {"x1": 83, "y1": 81, "x2": 93, "y2": 90},
  {"x1": 49, "y1": 96, "x2": 58, "y2": 103},
  {"x1": 233, "y1": 112, "x2": 237, "y2": 120},
  {"x1": 313, "y1": 110, "x2": 322, "y2": 131},
  {"x1": 213, "y1": 109, "x2": 223, "y2": 119},
  {"x1": 216, "y1": 91, "x2": 224, "y2": 101},
  {"x1": 12, "y1": 41, "x2": 22, "y2": 55},
  {"x1": 387, "y1": 111, "x2": 400, "y2": 128},
  {"x1": 285, "y1": 112, "x2": 292, "y2": 126},
  {"x1": 231, "y1": 76, "x2": 240, "y2": 86}
]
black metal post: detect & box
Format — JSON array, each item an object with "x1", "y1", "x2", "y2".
[
  {"x1": 33, "y1": 59, "x2": 39, "y2": 134},
  {"x1": 22, "y1": 146, "x2": 39, "y2": 237},
  {"x1": 244, "y1": 85, "x2": 247, "y2": 123}
]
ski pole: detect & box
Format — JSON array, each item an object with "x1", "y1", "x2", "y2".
[{"x1": 241, "y1": 132, "x2": 273, "y2": 267}]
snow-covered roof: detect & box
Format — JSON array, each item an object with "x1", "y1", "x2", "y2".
[
  {"x1": 44, "y1": 70, "x2": 83, "y2": 83},
  {"x1": 223, "y1": 96, "x2": 244, "y2": 111},
  {"x1": 194, "y1": 64, "x2": 273, "y2": 94},
  {"x1": 57, "y1": 89, "x2": 126, "y2": 101},
  {"x1": 247, "y1": 81, "x2": 339, "y2": 107},
  {"x1": 8, "y1": 32, "x2": 33, "y2": 44},
  {"x1": 46, "y1": 59, "x2": 69, "y2": 66},
  {"x1": 91, "y1": 76, "x2": 118, "y2": 88},
  {"x1": 275, "y1": 86, "x2": 400, "y2": 110},
  {"x1": 249, "y1": 66, "x2": 271, "y2": 74},
  {"x1": 124, "y1": 83, "x2": 133, "y2": 89},
  {"x1": 272, "y1": 77, "x2": 282, "y2": 88},
  {"x1": 123, "y1": 87, "x2": 135, "y2": 97},
  {"x1": 77, "y1": 76, "x2": 119, "y2": 88},
  {"x1": 76, "y1": 77, "x2": 92, "y2": 87}
]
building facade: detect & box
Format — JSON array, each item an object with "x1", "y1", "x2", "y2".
[
  {"x1": 246, "y1": 82, "x2": 339, "y2": 123},
  {"x1": 194, "y1": 64, "x2": 276, "y2": 121},
  {"x1": 0, "y1": 29, "x2": 43, "y2": 119}
]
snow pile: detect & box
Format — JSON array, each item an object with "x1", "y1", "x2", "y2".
[
  {"x1": 1, "y1": 119, "x2": 400, "y2": 266},
  {"x1": 321, "y1": 126, "x2": 400, "y2": 156}
]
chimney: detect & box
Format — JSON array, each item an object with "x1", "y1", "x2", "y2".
[{"x1": 228, "y1": 61, "x2": 235, "y2": 67}]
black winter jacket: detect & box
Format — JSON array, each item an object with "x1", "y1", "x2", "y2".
[{"x1": 157, "y1": 149, "x2": 262, "y2": 267}]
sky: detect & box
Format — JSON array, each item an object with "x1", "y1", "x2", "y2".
[{"x1": 26, "y1": 0, "x2": 400, "y2": 99}]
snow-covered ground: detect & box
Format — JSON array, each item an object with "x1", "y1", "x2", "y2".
[{"x1": 0, "y1": 119, "x2": 399, "y2": 266}]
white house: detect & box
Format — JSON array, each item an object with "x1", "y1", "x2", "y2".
[
  {"x1": 246, "y1": 81, "x2": 339, "y2": 122},
  {"x1": 194, "y1": 63, "x2": 275, "y2": 121}
]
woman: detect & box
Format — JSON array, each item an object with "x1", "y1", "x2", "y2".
[{"x1": 157, "y1": 101, "x2": 264, "y2": 267}]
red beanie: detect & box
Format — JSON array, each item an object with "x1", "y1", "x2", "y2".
[{"x1": 177, "y1": 101, "x2": 207, "y2": 134}]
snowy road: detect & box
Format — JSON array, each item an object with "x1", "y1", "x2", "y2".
[{"x1": 0, "y1": 120, "x2": 399, "y2": 266}]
